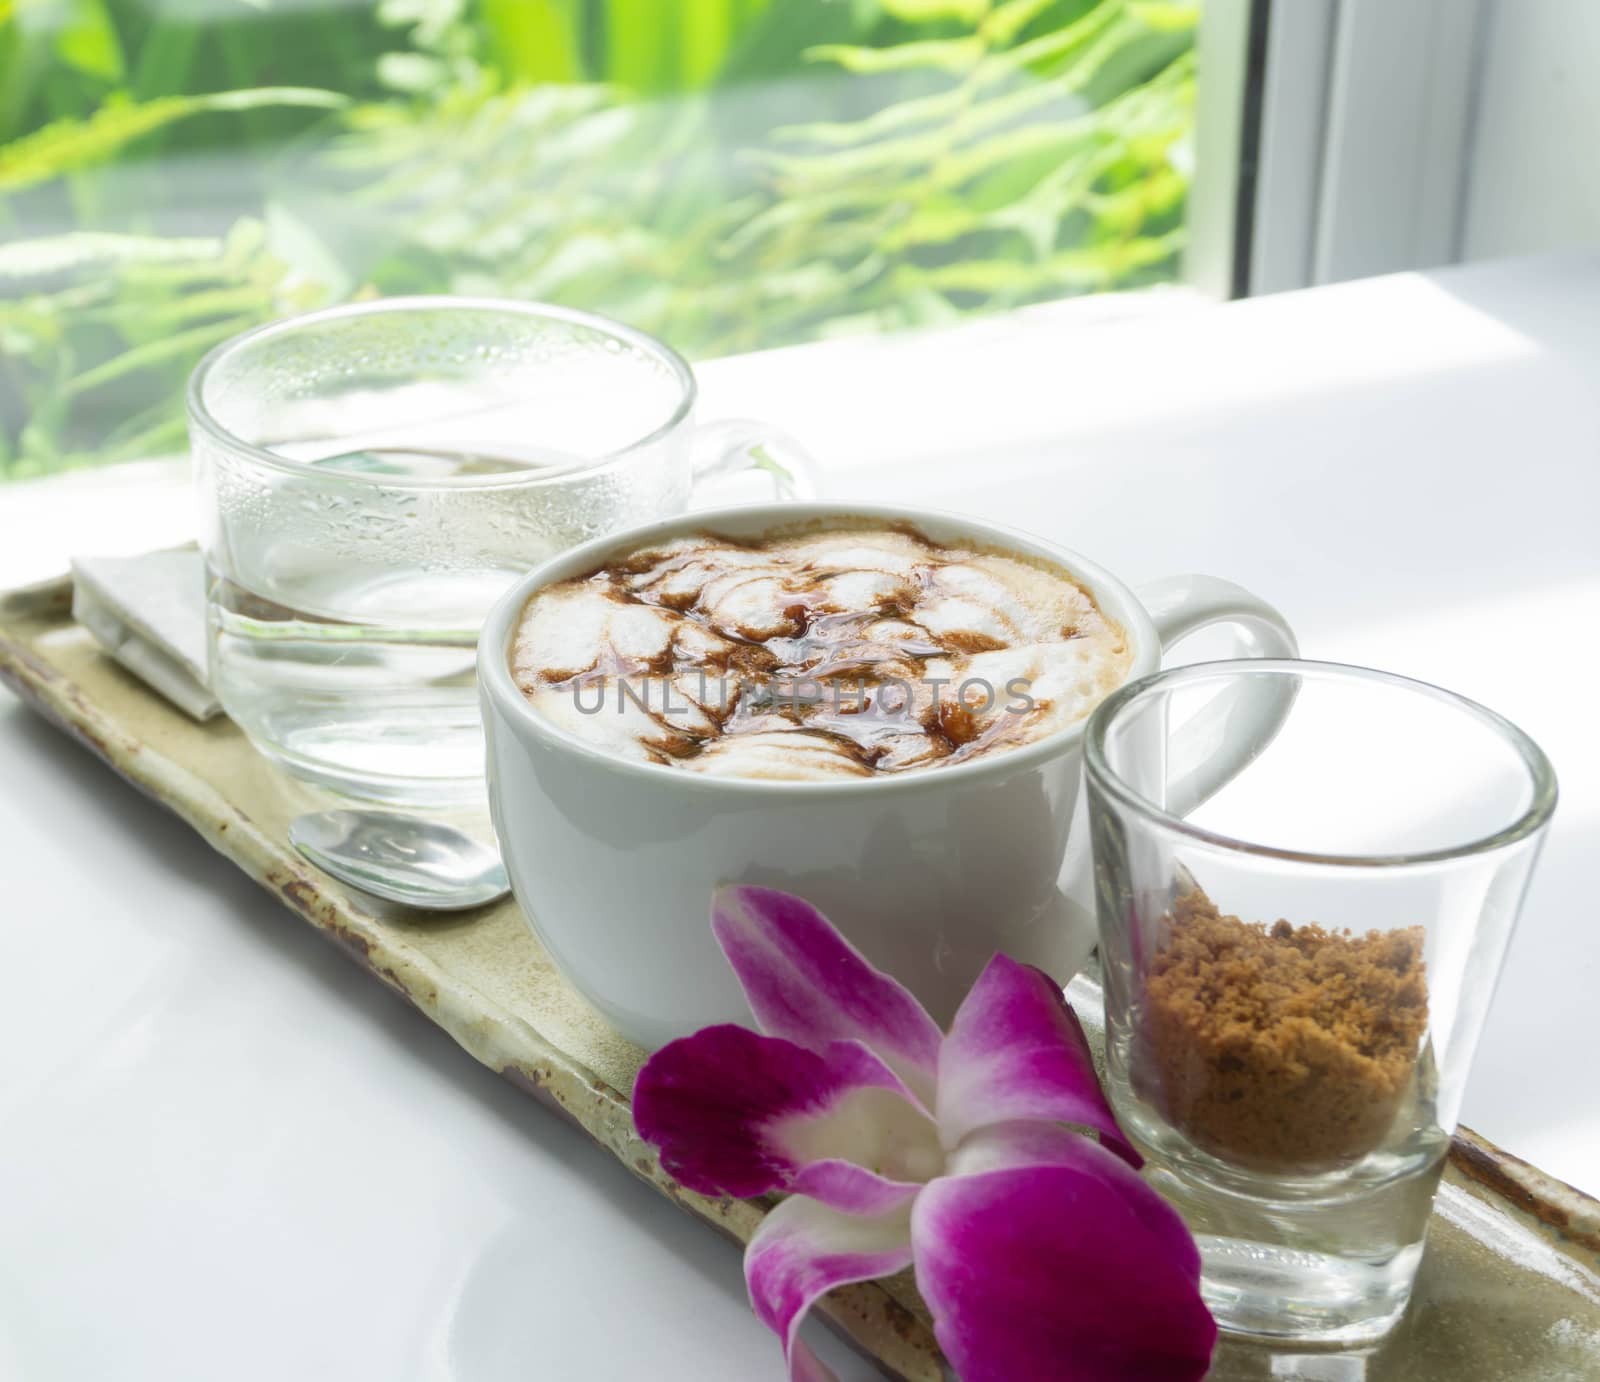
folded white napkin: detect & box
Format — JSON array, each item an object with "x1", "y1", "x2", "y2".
[{"x1": 70, "y1": 549, "x2": 221, "y2": 722}]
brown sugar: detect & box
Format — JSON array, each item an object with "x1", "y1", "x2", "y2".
[{"x1": 1142, "y1": 890, "x2": 1429, "y2": 1173}]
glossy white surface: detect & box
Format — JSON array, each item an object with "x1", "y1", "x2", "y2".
[
  {"x1": 2, "y1": 254, "x2": 1598, "y2": 1380},
  {"x1": 0, "y1": 726, "x2": 876, "y2": 1381}
]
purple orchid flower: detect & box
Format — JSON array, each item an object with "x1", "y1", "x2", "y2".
[{"x1": 633, "y1": 886, "x2": 1216, "y2": 1382}]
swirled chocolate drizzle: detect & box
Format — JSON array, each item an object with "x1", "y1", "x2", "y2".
[{"x1": 511, "y1": 524, "x2": 1132, "y2": 780}]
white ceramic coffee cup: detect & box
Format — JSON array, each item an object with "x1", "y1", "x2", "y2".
[{"x1": 477, "y1": 503, "x2": 1297, "y2": 1050}]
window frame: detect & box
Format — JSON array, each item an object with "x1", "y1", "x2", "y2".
[{"x1": 1188, "y1": 0, "x2": 1490, "y2": 298}]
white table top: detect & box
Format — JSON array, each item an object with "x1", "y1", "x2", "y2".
[{"x1": 3, "y1": 254, "x2": 1597, "y2": 1381}]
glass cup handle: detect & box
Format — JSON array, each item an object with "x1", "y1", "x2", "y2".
[
  {"x1": 690, "y1": 418, "x2": 823, "y2": 502},
  {"x1": 1135, "y1": 575, "x2": 1299, "y2": 819}
]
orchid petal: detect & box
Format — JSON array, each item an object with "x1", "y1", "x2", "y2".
[
  {"x1": 912, "y1": 1135, "x2": 1214, "y2": 1382},
  {"x1": 936, "y1": 954, "x2": 1139, "y2": 1165},
  {"x1": 945, "y1": 1121, "x2": 1200, "y2": 1285},
  {"x1": 633, "y1": 1025, "x2": 933, "y2": 1212},
  {"x1": 746, "y1": 1195, "x2": 915, "y2": 1382},
  {"x1": 788, "y1": 1159, "x2": 924, "y2": 1216},
  {"x1": 712, "y1": 886, "x2": 943, "y2": 1105}
]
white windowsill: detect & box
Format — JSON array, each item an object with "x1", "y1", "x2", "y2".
[{"x1": 0, "y1": 285, "x2": 1213, "y2": 588}]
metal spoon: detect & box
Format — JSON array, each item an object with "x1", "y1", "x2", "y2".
[{"x1": 289, "y1": 809, "x2": 510, "y2": 912}]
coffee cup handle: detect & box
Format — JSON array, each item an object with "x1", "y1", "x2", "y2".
[
  {"x1": 690, "y1": 418, "x2": 823, "y2": 503},
  {"x1": 1134, "y1": 575, "x2": 1299, "y2": 818}
]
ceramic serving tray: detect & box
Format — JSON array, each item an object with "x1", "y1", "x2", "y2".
[{"x1": 2, "y1": 571, "x2": 1597, "y2": 1382}]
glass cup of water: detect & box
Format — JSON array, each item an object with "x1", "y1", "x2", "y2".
[
  {"x1": 188, "y1": 297, "x2": 816, "y2": 805},
  {"x1": 1083, "y1": 660, "x2": 1556, "y2": 1344}
]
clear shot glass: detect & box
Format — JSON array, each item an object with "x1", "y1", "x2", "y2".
[{"x1": 1083, "y1": 660, "x2": 1556, "y2": 1344}]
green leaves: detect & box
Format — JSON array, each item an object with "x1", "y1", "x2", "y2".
[
  {"x1": 882, "y1": 0, "x2": 991, "y2": 23},
  {"x1": 1127, "y1": 2, "x2": 1200, "y2": 33},
  {"x1": 0, "y1": 88, "x2": 346, "y2": 192},
  {"x1": 480, "y1": 0, "x2": 582, "y2": 83},
  {"x1": 53, "y1": 0, "x2": 125, "y2": 83},
  {"x1": 599, "y1": 0, "x2": 760, "y2": 92},
  {"x1": 0, "y1": 221, "x2": 307, "y2": 477},
  {"x1": 805, "y1": 37, "x2": 985, "y2": 74},
  {"x1": 733, "y1": 0, "x2": 1192, "y2": 342},
  {"x1": 0, "y1": 0, "x2": 1194, "y2": 480},
  {"x1": 0, "y1": 231, "x2": 224, "y2": 293}
]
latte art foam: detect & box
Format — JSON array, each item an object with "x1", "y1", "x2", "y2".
[{"x1": 511, "y1": 524, "x2": 1132, "y2": 780}]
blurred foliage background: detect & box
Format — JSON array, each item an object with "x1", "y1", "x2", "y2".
[{"x1": 0, "y1": 0, "x2": 1197, "y2": 480}]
